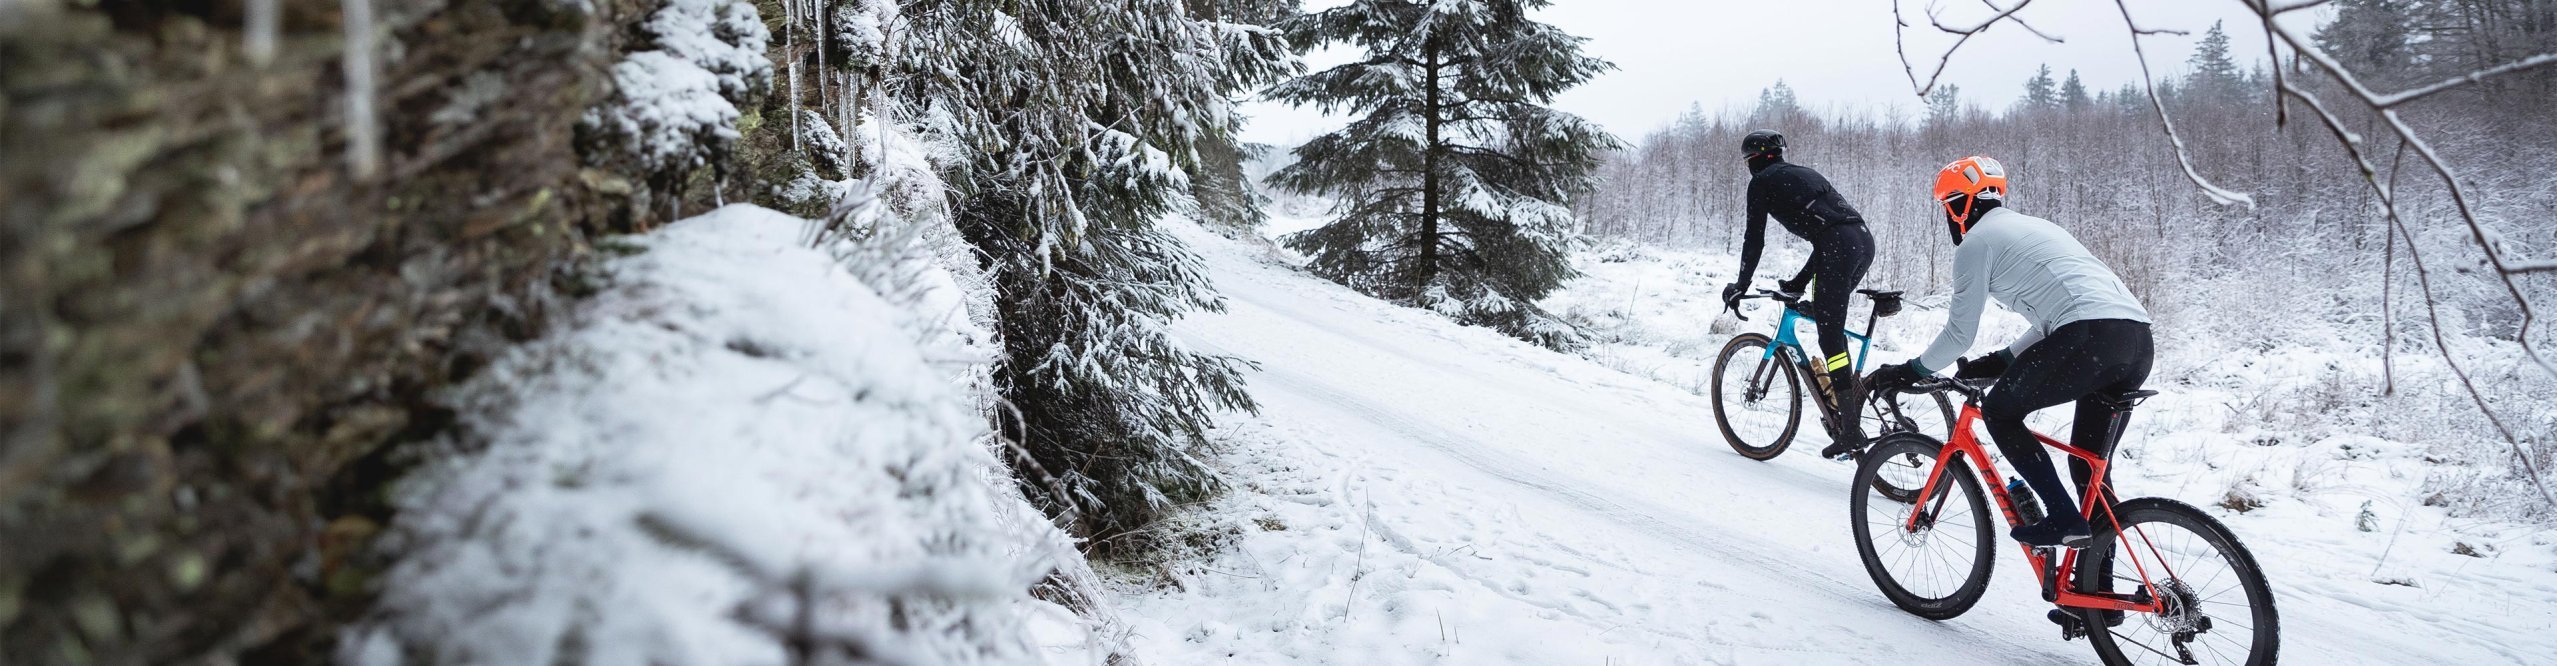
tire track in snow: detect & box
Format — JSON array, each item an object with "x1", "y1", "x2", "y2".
[{"x1": 1231, "y1": 354, "x2": 2073, "y2": 664}]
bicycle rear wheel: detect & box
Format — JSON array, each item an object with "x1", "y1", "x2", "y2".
[
  {"x1": 2078, "y1": 498, "x2": 2280, "y2": 666},
  {"x1": 1711, "y1": 333, "x2": 1802, "y2": 460},
  {"x1": 1850, "y1": 434, "x2": 1995, "y2": 619}
]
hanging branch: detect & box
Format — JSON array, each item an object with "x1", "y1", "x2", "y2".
[{"x1": 2102, "y1": 0, "x2": 2258, "y2": 207}]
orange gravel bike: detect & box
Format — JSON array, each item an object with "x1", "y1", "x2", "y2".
[{"x1": 1849, "y1": 377, "x2": 2279, "y2": 665}]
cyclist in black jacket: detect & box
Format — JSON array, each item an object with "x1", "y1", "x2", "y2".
[{"x1": 1722, "y1": 130, "x2": 1877, "y2": 460}]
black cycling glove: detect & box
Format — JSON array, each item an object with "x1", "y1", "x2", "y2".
[
  {"x1": 1867, "y1": 363, "x2": 1922, "y2": 395},
  {"x1": 1954, "y1": 350, "x2": 2013, "y2": 380}
]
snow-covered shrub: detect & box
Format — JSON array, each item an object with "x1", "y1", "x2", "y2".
[
  {"x1": 579, "y1": 0, "x2": 773, "y2": 194},
  {"x1": 799, "y1": 109, "x2": 850, "y2": 179},
  {"x1": 645, "y1": 0, "x2": 772, "y2": 101},
  {"x1": 584, "y1": 51, "x2": 742, "y2": 179},
  {"x1": 342, "y1": 205, "x2": 1096, "y2": 665}
]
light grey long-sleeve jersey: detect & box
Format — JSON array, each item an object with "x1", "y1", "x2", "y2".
[{"x1": 1914, "y1": 207, "x2": 2151, "y2": 375}]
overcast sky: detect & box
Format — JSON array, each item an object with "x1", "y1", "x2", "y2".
[{"x1": 1239, "y1": 0, "x2": 2327, "y2": 145}]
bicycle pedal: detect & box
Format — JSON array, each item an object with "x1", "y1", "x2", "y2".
[{"x1": 2048, "y1": 609, "x2": 2088, "y2": 641}]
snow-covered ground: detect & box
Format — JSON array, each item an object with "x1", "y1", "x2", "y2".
[{"x1": 1123, "y1": 219, "x2": 2557, "y2": 664}]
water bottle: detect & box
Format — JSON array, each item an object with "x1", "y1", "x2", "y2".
[{"x1": 2007, "y1": 479, "x2": 2046, "y2": 524}]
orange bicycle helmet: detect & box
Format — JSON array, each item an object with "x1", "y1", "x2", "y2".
[{"x1": 1932, "y1": 156, "x2": 2009, "y2": 241}]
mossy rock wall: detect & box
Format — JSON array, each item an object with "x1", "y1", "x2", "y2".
[{"x1": 0, "y1": 1, "x2": 682, "y2": 662}]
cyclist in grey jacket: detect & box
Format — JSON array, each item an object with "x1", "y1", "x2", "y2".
[{"x1": 1867, "y1": 156, "x2": 2153, "y2": 549}]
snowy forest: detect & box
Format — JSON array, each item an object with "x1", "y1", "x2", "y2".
[{"x1": 1, "y1": 0, "x2": 2552, "y2": 664}]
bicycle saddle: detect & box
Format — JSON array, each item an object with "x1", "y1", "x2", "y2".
[
  {"x1": 1857, "y1": 289, "x2": 1905, "y2": 317},
  {"x1": 2095, "y1": 389, "x2": 2160, "y2": 408}
]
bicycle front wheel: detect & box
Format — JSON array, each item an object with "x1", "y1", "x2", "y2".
[
  {"x1": 1850, "y1": 433, "x2": 1995, "y2": 619},
  {"x1": 1865, "y1": 390, "x2": 1957, "y2": 502},
  {"x1": 1710, "y1": 333, "x2": 1802, "y2": 460},
  {"x1": 2079, "y1": 498, "x2": 2280, "y2": 666}
]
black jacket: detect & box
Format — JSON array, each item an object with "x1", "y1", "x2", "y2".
[{"x1": 1738, "y1": 160, "x2": 1865, "y2": 285}]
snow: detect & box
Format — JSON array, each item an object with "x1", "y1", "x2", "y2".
[
  {"x1": 583, "y1": 0, "x2": 773, "y2": 181},
  {"x1": 344, "y1": 205, "x2": 1099, "y2": 665},
  {"x1": 1114, "y1": 221, "x2": 2557, "y2": 663},
  {"x1": 587, "y1": 51, "x2": 743, "y2": 177},
  {"x1": 647, "y1": 0, "x2": 774, "y2": 101}
]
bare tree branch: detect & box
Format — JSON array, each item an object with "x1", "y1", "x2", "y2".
[
  {"x1": 2375, "y1": 53, "x2": 2557, "y2": 108},
  {"x1": 1976, "y1": 0, "x2": 2065, "y2": 43},
  {"x1": 1892, "y1": 0, "x2": 2050, "y2": 97}
]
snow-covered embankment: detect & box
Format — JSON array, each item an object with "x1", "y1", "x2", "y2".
[{"x1": 344, "y1": 205, "x2": 1102, "y2": 664}]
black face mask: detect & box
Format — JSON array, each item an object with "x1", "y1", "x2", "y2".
[{"x1": 1746, "y1": 153, "x2": 1781, "y2": 174}]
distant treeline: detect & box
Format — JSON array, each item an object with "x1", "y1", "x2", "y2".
[{"x1": 1576, "y1": 8, "x2": 2555, "y2": 343}]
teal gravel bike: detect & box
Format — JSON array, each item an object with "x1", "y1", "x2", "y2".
[{"x1": 1709, "y1": 287, "x2": 1954, "y2": 471}]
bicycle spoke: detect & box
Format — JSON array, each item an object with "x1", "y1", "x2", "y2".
[{"x1": 2109, "y1": 628, "x2": 2186, "y2": 663}]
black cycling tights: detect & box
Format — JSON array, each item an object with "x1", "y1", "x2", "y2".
[
  {"x1": 1797, "y1": 223, "x2": 1873, "y2": 385},
  {"x1": 1979, "y1": 319, "x2": 2154, "y2": 524}
]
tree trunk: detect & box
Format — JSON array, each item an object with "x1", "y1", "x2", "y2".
[{"x1": 1420, "y1": 37, "x2": 1443, "y2": 288}]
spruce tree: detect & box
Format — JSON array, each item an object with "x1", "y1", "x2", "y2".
[
  {"x1": 2022, "y1": 64, "x2": 2058, "y2": 111},
  {"x1": 1186, "y1": 0, "x2": 1305, "y2": 232},
  {"x1": 2114, "y1": 82, "x2": 2146, "y2": 114},
  {"x1": 2187, "y1": 21, "x2": 2243, "y2": 102},
  {"x1": 1925, "y1": 83, "x2": 1964, "y2": 130},
  {"x1": 2314, "y1": 0, "x2": 2412, "y2": 84},
  {"x1": 2060, "y1": 69, "x2": 2091, "y2": 112},
  {"x1": 893, "y1": 0, "x2": 1295, "y2": 546},
  {"x1": 1266, "y1": 0, "x2": 1620, "y2": 349},
  {"x1": 1758, "y1": 80, "x2": 1803, "y2": 116}
]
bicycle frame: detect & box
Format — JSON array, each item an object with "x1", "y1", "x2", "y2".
[
  {"x1": 1757, "y1": 305, "x2": 1876, "y2": 375},
  {"x1": 1902, "y1": 401, "x2": 2172, "y2": 615}
]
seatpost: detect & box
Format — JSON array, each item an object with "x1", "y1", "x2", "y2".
[
  {"x1": 2102, "y1": 401, "x2": 2138, "y2": 456},
  {"x1": 2091, "y1": 400, "x2": 2140, "y2": 512}
]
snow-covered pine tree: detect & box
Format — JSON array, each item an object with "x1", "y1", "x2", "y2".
[
  {"x1": 1925, "y1": 84, "x2": 1964, "y2": 130},
  {"x1": 891, "y1": 0, "x2": 1294, "y2": 546},
  {"x1": 2060, "y1": 69, "x2": 2090, "y2": 113},
  {"x1": 2021, "y1": 64, "x2": 2057, "y2": 112},
  {"x1": 1189, "y1": 0, "x2": 1305, "y2": 233},
  {"x1": 1267, "y1": 0, "x2": 1619, "y2": 350},
  {"x1": 2314, "y1": 0, "x2": 2412, "y2": 85},
  {"x1": 2186, "y1": 21, "x2": 2243, "y2": 103}
]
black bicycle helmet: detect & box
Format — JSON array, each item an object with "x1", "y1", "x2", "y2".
[{"x1": 1742, "y1": 129, "x2": 1786, "y2": 156}]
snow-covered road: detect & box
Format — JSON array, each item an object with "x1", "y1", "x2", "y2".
[{"x1": 1118, "y1": 223, "x2": 2546, "y2": 664}]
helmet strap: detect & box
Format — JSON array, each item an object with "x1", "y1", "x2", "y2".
[{"x1": 1941, "y1": 195, "x2": 1978, "y2": 245}]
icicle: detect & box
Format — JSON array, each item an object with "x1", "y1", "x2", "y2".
[
  {"x1": 244, "y1": 0, "x2": 278, "y2": 66},
  {"x1": 340, "y1": 0, "x2": 381, "y2": 179},
  {"x1": 788, "y1": 8, "x2": 801, "y2": 153},
  {"x1": 816, "y1": 4, "x2": 828, "y2": 125}
]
